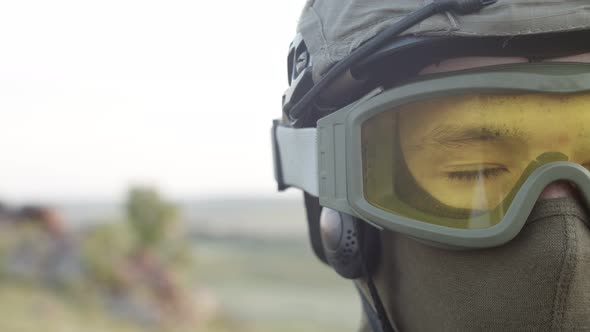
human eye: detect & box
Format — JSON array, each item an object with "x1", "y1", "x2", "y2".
[{"x1": 445, "y1": 165, "x2": 509, "y2": 182}]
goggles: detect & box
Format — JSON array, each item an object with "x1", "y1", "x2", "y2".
[{"x1": 273, "y1": 63, "x2": 590, "y2": 249}]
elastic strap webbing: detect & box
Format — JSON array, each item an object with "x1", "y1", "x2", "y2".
[{"x1": 274, "y1": 124, "x2": 318, "y2": 195}]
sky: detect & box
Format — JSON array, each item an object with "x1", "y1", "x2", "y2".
[{"x1": 0, "y1": 0, "x2": 307, "y2": 202}]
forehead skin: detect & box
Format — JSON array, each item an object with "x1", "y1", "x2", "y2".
[
  {"x1": 404, "y1": 55, "x2": 590, "y2": 156},
  {"x1": 399, "y1": 93, "x2": 590, "y2": 157},
  {"x1": 396, "y1": 93, "x2": 590, "y2": 211}
]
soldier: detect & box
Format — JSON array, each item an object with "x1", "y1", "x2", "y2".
[{"x1": 273, "y1": 1, "x2": 590, "y2": 331}]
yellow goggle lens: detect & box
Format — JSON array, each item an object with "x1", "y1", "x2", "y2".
[{"x1": 362, "y1": 92, "x2": 590, "y2": 229}]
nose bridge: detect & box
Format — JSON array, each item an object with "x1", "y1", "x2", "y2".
[
  {"x1": 539, "y1": 181, "x2": 579, "y2": 200},
  {"x1": 519, "y1": 165, "x2": 590, "y2": 235},
  {"x1": 530, "y1": 181, "x2": 590, "y2": 234},
  {"x1": 532, "y1": 163, "x2": 590, "y2": 214},
  {"x1": 516, "y1": 162, "x2": 590, "y2": 210}
]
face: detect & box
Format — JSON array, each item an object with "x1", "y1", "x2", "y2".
[
  {"x1": 364, "y1": 57, "x2": 590, "y2": 332},
  {"x1": 398, "y1": 93, "x2": 590, "y2": 210},
  {"x1": 361, "y1": 58, "x2": 590, "y2": 231},
  {"x1": 374, "y1": 96, "x2": 590, "y2": 329}
]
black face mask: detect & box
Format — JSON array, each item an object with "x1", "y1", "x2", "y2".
[{"x1": 371, "y1": 197, "x2": 590, "y2": 332}]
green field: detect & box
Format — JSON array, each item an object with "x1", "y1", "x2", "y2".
[
  {"x1": 0, "y1": 237, "x2": 360, "y2": 332},
  {"x1": 193, "y1": 236, "x2": 360, "y2": 331},
  {"x1": 58, "y1": 197, "x2": 362, "y2": 330},
  {"x1": 0, "y1": 197, "x2": 362, "y2": 331}
]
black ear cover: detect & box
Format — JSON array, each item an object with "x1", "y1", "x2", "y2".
[{"x1": 320, "y1": 208, "x2": 380, "y2": 279}]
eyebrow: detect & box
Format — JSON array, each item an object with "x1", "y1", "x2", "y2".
[{"x1": 407, "y1": 125, "x2": 529, "y2": 150}]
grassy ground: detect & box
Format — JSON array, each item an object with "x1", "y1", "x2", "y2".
[
  {"x1": 0, "y1": 283, "x2": 177, "y2": 332},
  {"x1": 0, "y1": 283, "x2": 349, "y2": 332},
  {"x1": 0, "y1": 197, "x2": 361, "y2": 332},
  {"x1": 0, "y1": 237, "x2": 360, "y2": 332},
  {"x1": 192, "y1": 237, "x2": 360, "y2": 332}
]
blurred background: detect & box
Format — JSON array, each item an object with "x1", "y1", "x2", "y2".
[{"x1": 0, "y1": 1, "x2": 359, "y2": 331}]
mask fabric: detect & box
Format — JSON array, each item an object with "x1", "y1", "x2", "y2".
[{"x1": 371, "y1": 198, "x2": 590, "y2": 332}]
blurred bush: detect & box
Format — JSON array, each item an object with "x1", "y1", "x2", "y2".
[
  {"x1": 0, "y1": 186, "x2": 214, "y2": 331},
  {"x1": 81, "y1": 222, "x2": 133, "y2": 292},
  {"x1": 126, "y1": 186, "x2": 177, "y2": 250}
]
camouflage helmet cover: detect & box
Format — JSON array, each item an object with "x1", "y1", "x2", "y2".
[{"x1": 297, "y1": 0, "x2": 590, "y2": 81}]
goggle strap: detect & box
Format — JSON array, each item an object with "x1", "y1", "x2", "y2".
[{"x1": 273, "y1": 121, "x2": 319, "y2": 196}]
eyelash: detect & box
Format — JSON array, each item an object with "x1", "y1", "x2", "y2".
[{"x1": 446, "y1": 167, "x2": 509, "y2": 182}]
